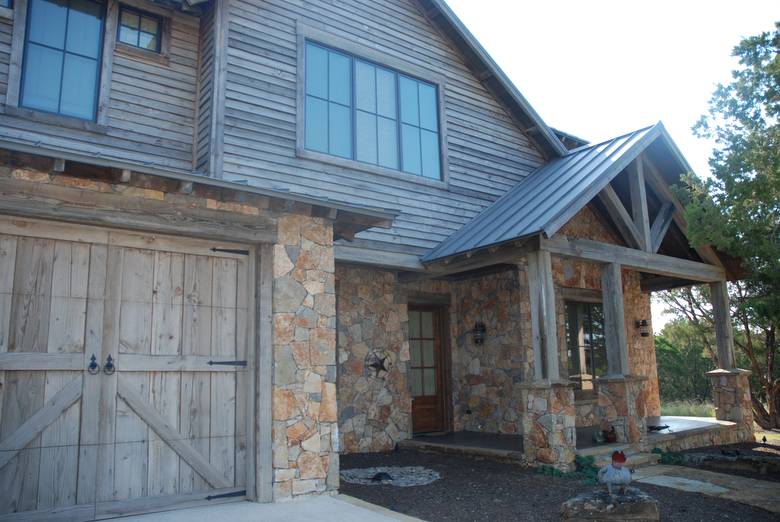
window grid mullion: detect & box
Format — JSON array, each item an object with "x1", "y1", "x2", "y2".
[{"x1": 56, "y1": 0, "x2": 73, "y2": 115}]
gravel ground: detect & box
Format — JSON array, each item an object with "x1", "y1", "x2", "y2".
[{"x1": 340, "y1": 449, "x2": 779, "y2": 522}]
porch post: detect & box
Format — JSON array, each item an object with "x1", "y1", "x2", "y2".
[
  {"x1": 709, "y1": 281, "x2": 736, "y2": 369},
  {"x1": 601, "y1": 262, "x2": 628, "y2": 376},
  {"x1": 527, "y1": 249, "x2": 560, "y2": 381}
]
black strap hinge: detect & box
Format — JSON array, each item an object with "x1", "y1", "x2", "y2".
[
  {"x1": 207, "y1": 360, "x2": 247, "y2": 367},
  {"x1": 210, "y1": 247, "x2": 249, "y2": 256},
  {"x1": 206, "y1": 490, "x2": 246, "y2": 501}
]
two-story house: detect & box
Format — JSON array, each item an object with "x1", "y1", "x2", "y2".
[{"x1": 0, "y1": 0, "x2": 753, "y2": 518}]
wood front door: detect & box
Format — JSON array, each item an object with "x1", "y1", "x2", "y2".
[
  {"x1": 409, "y1": 306, "x2": 447, "y2": 433},
  {"x1": 0, "y1": 218, "x2": 253, "y2": 520}
]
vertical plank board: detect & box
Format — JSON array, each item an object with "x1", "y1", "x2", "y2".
[
  {"x1": 0, "y1": 238, "x2": 54, "y2": 514},
  {"x1": 114, "y1": 248, "x2": 154, "y2": 500},
  {"x1": 602, "y1": 262, "x2": 628, "y2": 376},
  {"x1": 78, "y1": 244, "x2": 107, "y2": 509},
  {"x1": 38, "y1": 242, "x2": 89, "y2": 510},
  {"x1": 148, "y1": 252, "x2": 184, "y2": 497},
  {"x1": 210, "y1": 258, "x2": 236, "y2": 484},
  {"x1": 0, "y1": 235, "x2": 19, "y2": 440},
  {"x1": 179, "y1": 255, "x2": 213, "y2": 493},
  {"x1": 95, "y1": 246, "x2": 123, "y2": 503},
  {"x1": 234, "y1": 257, "x2": 248, "y2": 488}
]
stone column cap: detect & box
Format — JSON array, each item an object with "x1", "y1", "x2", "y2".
[
  {"x1": 706, "y1": 368, "x2": 752, "y2": 376},
  {"x1": 595, "y1": 374, "x2": 648, "y2": 383},
  {"x1": 517, "y1": 379, "x2": 574, "y2": 390}
]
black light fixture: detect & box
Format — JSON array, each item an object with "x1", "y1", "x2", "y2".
[
  {"x1": 635, "y1": 319, "x2": 650, "y2": 337},
  {"x1": 472, "y1": 321, "x2": 486, "y2": 345}
]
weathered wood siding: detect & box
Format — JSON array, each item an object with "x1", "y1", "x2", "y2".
[
  {"x1": 223, "y1": 0, "x2": 545, "y2": 255},
  {"x1": 0, "y1": 4, "x2": 200, "y2": 172},
  {"x1": 0, "y1": 17, "x2": 11, "y2": 106},
  {"x1": 195, "y1": 3, "x2": 215, "y2": 174}
]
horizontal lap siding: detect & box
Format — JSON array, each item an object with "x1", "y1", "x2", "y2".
[
  {"x1": 224, "y1": 0, "x2": 544, "y2": 254},
  {"x1": 0, "y1": 8, "x2": 199, "y2": 172}
]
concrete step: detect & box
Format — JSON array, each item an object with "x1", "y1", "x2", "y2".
[
  {"x1": 590, "y1": 452, "x2": 661, "y2": 469},
  {"x1": 397, "y1": 439, "x2": 526, "y2": 464}
]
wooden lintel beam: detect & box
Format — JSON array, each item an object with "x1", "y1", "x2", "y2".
[
  {"x1": 629, "y1": 159, "x2": 652, "y2": 251},
  {"x1": 597, "y1": 183, "x2": 644, "y2": 249},
  {"x1": 650, "y1": 202, "x2": 675, "y2": 252},
  {"x1": 540, "y1": 237, "x2": 725, "y2": 282}
]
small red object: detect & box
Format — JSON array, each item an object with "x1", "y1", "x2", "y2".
[{"x1": 612, "y1": 451, "x2": 627, "y2": 463}]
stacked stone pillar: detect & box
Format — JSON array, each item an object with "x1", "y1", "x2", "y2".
[
  {"x1": 520, "y1": 383, "x2": 576, "y2": 470},
  {"x1": 706, "y1": 282, "x2": 755, "y2": 442},
  {"x1": 595, "y1": 376, "x2": 648, "y2": 445}
]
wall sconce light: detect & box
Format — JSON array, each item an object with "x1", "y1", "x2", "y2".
[
  {"x1": 635, "y1": 319, "x2": 650, "y2": 337},
  {"x1": 473, "y1": 321, "x2": 486, "y2": 345}
]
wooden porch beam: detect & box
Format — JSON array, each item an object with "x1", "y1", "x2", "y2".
[
  {"x1": 710, "y1": 281, "x2": 736, "y2": 369},
  {"x1": 602, "y1": 263, "x2": 628, "y2": 376},
  {"x1": 527, "y1": 250, "x2": 559, "y2": 381},
  {"x1": 650, "y1": 202, "x2": 675, "y2": 253},
  {"x1": 540, "y1": 237, "x2": 725, "y2": 282},
  {"x1": 597, "y1": 184, "x2": 644, "y2": 250},
  {"x1": 629, "y1": 159, "x2": 652, "y2": 251}
]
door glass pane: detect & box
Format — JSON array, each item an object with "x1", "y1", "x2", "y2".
[
  {"x1": 399, "y1": 76, "x2": 419, "y2": 125},
  {"x1": 408, "y1": 310, "x2": 420, "y2": 338},
  {"x1": 66, "y1": 0, "x2": 103, "y2": 58},
  {"x1": 328, "y1": 51, "x2": 351, "y2": 106},
  {"x1": 410, "y1": 339, "x2": 421, "y2": 367},
  {"x1": 305, "y1": 43, "x2": 327, "y2": 98},
  {"x1": 422, "y1": 340, "x2": 434, "y2": 367},
  {"x1": 21, "y1": 44, "x2": 63, "y2": 113},
  {"x1": 377, "y1": 116, "x2": 398, "y2": 169},
  {"x1": 27, "y1": 0, "x2": 68, "y2": 48},
  {"x1": 376, "y1": 67, "x2": 396, "y2": 118},
  {"x1": 423, "y1": 368, "x2": 436, "y2": 395},
  {"x1": 418, "y1": 83, "x2": 438, "y2": 131},
  {"x1": 118, "y1": 10, "x2": 140, "y2": 46},
  {"x1": 420, "y1": 311, "x2": 433, "y2": 337},
  {"x1": 355, "y1": 111, "x2": 377, "y2": 164},
  {"x1": 60, "y1": 54, "x2": 98, "y2": 119},
  {"x1": 328, "y1": 102, "x2": 351, "y2": 158},
  {"x1": 401, "y1": 124, "x2": 421, "y2": 175},
  {"x1": 410, "y1": 368, "x2": 422, "y2": 397},
  {"x1": 354, "y1": 60, "x2": 375, "y2": 112},
  {"x1": 304, "y1": 96, "x2": 328, "y2": 152},
  {"x1": 421, "y1": 129, "x2": 440, "y2": 179}
]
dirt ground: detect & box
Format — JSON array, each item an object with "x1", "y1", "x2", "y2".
[{"x1": 340, "y1": 449, "x2": 780, "y2": 522}]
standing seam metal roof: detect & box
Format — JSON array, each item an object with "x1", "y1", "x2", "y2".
[{"x1": 422, "y1": 123, "x2": 667, "y2": 262}]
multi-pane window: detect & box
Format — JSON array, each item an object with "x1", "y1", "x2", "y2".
[
  {"x1": 304, "y1": 41, "x2": 442, "y2": 180},
  {"x1": 409, "y1": 310, "x2": 437, "y2": 397},
  {"x1": 565, "y1": 302, "x2": 606, "y2": 392},
  {"x1": 0, "y1": 0, "x2": 11, "y2": 8},
  {"x1": 118, "y1": 5, "x2": 161, "y2": 52},
  {"x1": 21, "y1": 0, "x2": 104, "y2": 120}
]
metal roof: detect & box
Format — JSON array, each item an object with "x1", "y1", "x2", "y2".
[{"x1": 422, "y1": 123, "x2": 673, "y2": 263}]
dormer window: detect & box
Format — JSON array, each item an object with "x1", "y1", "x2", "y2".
[
  {"x1": 303, "y1": 41, "x2": 442, "y2": 180},
  {"x1": 118, "y1": 5, "x2": 161, "y2": 53}
]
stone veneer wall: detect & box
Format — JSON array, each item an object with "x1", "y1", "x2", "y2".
[
  {"x1": 554, "y1": 205, "x2": 662, "y2": 425},
  {"x1": 336, "y1": 265, "x2": 411, "y2": 453},
  {"x1": 520, "y1": 384, "x2": 576, "y2": 469},
  {"x1": 707, "y1": 369, "x2": 755, "y2": 443},
  {"x1": 271, "y1": 214, "x2": 340, "y2": 500}
]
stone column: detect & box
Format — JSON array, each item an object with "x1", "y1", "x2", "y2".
[
  {"x1": 520, "y1": 382, "x2": 576, "y2": 471},
  {"x1": 707, "y1": 369, "x2": 755, "y2": 442},
  {"x1": 596, "y1": 376, "x2": 648, "y2": 446}
]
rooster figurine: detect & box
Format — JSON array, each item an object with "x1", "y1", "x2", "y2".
[{"x1": 597, "y1": 451, "x2": 631, "y2": 498}]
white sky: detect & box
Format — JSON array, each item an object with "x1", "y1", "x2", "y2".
[{"x1": 444, "y1": 0, "x2": 777, "y2": 330}]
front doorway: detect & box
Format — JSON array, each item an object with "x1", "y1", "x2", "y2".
[{"x1": 408, "y1": 306, "x2": 448, "y2": 433}]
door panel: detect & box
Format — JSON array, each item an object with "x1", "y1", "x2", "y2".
[
  {"x1": 409, "y1": 307, "x2": 447, "y2": 433},
  {"x1": 0, "y1": 219, "x2": 253, "y2": 521}
]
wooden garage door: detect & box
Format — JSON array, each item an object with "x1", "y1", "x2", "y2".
[{"x1": 0, "y1": 218, "x2": 254, "y2": 520}]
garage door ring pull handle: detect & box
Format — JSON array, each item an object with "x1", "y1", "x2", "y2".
[
  {"x1": 88, "y1": 354, "x2": 100, "y2": 375},
  {"x1": 104, "y1": 355, "x2": 115, "y2": 375}
]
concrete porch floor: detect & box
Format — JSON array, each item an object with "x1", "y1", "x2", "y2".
[
  {"x1": 110, "y1": 495, "x2": 420, "y2": 521},
  {"x1": 398, "y1": 431, "x2": 524, "y2": 462}
]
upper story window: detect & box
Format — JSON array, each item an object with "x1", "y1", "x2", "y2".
[
  {"x1": 20, "y1": 0, "x2": 105, "y2": 120},
  {"x1": 0, "y1": 0, "x2": 12, "y2": 8},
  {"x1": 565, "y1": 301, "x2": 606, "y2": 393},
  {"x1": 304, "y1": 41, "x2": 442, "y2": 180},
  {"x1": 118, "y1": 5, "x2": 161, "y2": 52}
]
